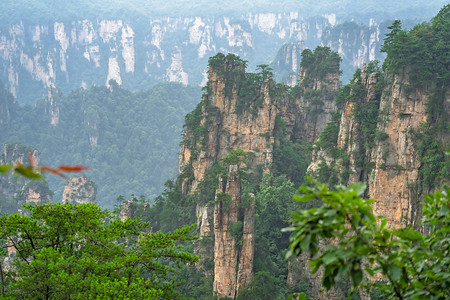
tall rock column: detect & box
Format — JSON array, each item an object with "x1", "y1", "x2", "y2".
[
  {"x1": 368, "y1": 71, "x2": 430, "y2": 228},
  {"x1": 213, "y1": 164, "x2": 241, "y2": 298},
  {"x1": 294, "y1": 47, "x2": 341, "y2": 143}
]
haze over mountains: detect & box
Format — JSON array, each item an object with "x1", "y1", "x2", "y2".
[{"x1": 0, "y1": 0, "x2": 446, "y2": 103}]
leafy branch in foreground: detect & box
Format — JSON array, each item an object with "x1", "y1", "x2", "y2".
[{"x1": 284, "y1": 178, "x2": 449, "y2": 299}]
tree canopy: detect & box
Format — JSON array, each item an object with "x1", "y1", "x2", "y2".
[{"x1": 0, "y1": 203, "x2": 198, "y2": 299}]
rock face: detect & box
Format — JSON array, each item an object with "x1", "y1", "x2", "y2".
[
  {"x1": 295, "y1": 57, "x2": 340, "y2": 143},
  {"x1": 62, "y1": 175, "x2": 97, "y2": 204},
  {"x1": 367, "y1": 71, "x2": 428, "y2": 228},
  {"x1": 119, "y1": 200, "x2": 137, "y2": 222},
  {"x1": 271, "y1": 42, "x2": 305, "y2": 85},
  {"x1": 0, "y1": 82, "x2": 15, "y2": 126},
  {"x1": 308, "y1": 62, "x2": 449, "y2": 228},
  {"x1": 0, "y1": 14, "x2": 388, "y2": 103},
  {"x1": 303, "y1": 60, "x2": 449, "y2": 297},
  {"x1": 178, "y1": 51, "x2": 340, "y2": 298}
]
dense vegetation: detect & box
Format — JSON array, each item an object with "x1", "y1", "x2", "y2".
[
  {"x1": 0, "y1": 82, "x2": 201, "y2": 207},
  {"x1": 287, "y1": 180, "x2": 449, "y2": 300},
  {"x1": 299, "y1": 47, "x2": 341, "y2": 82},
  {"x1": 0, "y1": 203, "x2": 198, "y2": 299}
]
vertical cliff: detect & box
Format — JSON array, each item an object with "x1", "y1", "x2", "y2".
[
  {"x1": 0, "y1": 12, "x2": 391, "y2": 104},
  {"x1": 0, "y1": 82, "x2": 15, "y2": 126},
  {"x1": 308, "y1": 6, "x2": 449, "y2": 229},
  {"x1": 308, "y1": 62, "x2": 448, "y2": 230},
  {"x1": 300, "y1": 9, "x2": 450, "y2": 297},
  {"x1": 294, "y1": 47, "x2": 341, "y2": 143},
  {"x1": 178, "y1": 54, "x2": 279, "y2": 298},
  {"x1": 307, "y1": 62, "x2": 383, "y2": 188}
]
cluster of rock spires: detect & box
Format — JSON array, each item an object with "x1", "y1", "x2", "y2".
[
  {"x1": 0, "y1": 39, "x2": 447, "y2": 299},
  {"x1": 177, "y1": 52, "x2": 341, "y2": 298},
  {"x1": 176, "y1": 47, "x2": 448, "y2": 298}
]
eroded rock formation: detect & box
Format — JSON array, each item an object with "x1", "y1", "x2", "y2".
[
  {"x1": 62, "y1": 175, "x2": 97, "y2": 205},
  {"x1": 178, "y1": 50, "x2": 340, "y2": 298}
]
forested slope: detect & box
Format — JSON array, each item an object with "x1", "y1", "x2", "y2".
[{"x1": 0, "y1": 82, "x2": 201, "y2": 206}]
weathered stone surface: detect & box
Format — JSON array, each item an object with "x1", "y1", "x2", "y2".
[
  {"x1": 295, "y1": 65, "x2": 340, "y2": 143},
  {"x1": 119, "y1": 200, "x2": 136, "y2": 221},
  {"x1": 236, "y1": 193, "x2": 256, "y2": 293},
  {"x1": 62, "y1": 175, "x2": 97, "y2": 205},
  {"x1": 368, "y1": 71, "x2": 429, "y2": 228},
  {"x1": 213, "y1": 165, "x2": 241, "y2": 299},
  {"x1": 304, "y1": 63, "x2": 449, "y2": 296}
]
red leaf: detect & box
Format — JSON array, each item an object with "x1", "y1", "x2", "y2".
[
  {"x1": 57, "y1": 165, "x2": 91, "y2": 172},
  {"x1": 41, "y1": 166, "x2": 68, "y2": 179}
]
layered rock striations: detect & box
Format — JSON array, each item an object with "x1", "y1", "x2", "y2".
[
  {"x1": 294, "y1": 9, "x2": 450, "y2": 293},
  {"x1": 308, "y1": 60, "x2": 448, "y2": 229}
]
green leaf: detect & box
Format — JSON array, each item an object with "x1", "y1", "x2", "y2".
[
  {"x1": 322, "y1": 252, "x2": 338, "y2": 265},
  {"x1": 288, "y1": 293, "x2": 307, "y2": 300},
  {"x1": 388, "y1": 264, "x2": 402, "y2": 282},
  {"x1": 351, "y1": 267, "x2": 363, "y2": 286},
  {"x1": 365, "y1": 267, "x2": 374, "y2": 277},
  {"x1": 0, "y1": 164, "x2": 12, "y2": 174},
  {"x1": 347, "y1": 182, "x2": 367, "y2": 196},
  {"x1": 300, "y1": 234, "x2": 311, "y2": 251}
]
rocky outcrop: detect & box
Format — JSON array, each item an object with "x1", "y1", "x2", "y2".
[
  {"x1": 308, "y1": 63, "x2": 380, "y2": 185},
  {"x1": 271, "y1": 42, "x2": 305, "y2": 86},
  {"x1": 295, "y1": 56, "x2": 340, "y2": 143},
  {"x1": 179, "y1": 55, "x2": 276, "y2": 298},
  {"x1": 62, "y1": 175, "x2": 97, "y2": 204},
  {"x1": 44, "y1": 88, "x2": 60, "y2": 127},
  {"x1": 0, "y1": 82, "x2": 15, "y2": 126},
  {"x1": 308, "y1": 61, "x2": 449, "y2": 228},
  {"x1": 119, "y1": 200, "x2": 137, "y2": 222}
]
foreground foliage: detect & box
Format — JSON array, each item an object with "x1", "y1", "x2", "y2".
[
  {"x1": 0, "y1": 203, "x2": 198, "y2": 299},
  {"x1": 285, "y1": 179, "x2": 449, "y2": 299}
]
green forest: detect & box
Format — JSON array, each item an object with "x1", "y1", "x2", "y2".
[
  {"x1": 0, "y1": 82, "x2": 201, "y2": 207},
  {"x1": 0, "y1": 4, "x2": 449, "y2": 300}
]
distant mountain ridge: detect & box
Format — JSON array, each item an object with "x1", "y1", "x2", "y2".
[{"x1": 0, "y1": 1, "x2": 445, "y2": 103}]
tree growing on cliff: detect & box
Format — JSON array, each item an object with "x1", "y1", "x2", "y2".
[
  {"x1": 285, "y1": 179, "x2": 449, "y2": 299},
  {"x1": 0, "y1": 203, "x2": 198, "y2": 299}
]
